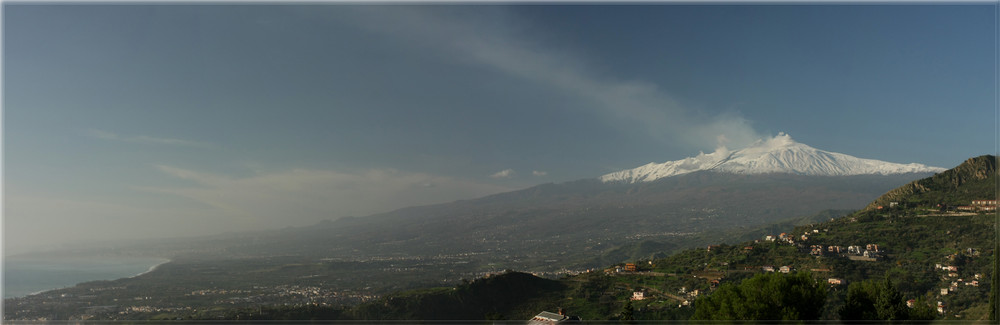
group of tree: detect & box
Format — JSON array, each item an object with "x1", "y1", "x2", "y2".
[
  {"x1": 691, "y1": 272, "x2": 827, "y2": 320},
  {"x1": 839, "y1": 276, "x2": 936, "y2": 320},
  {"x1": 690, "y1": 271, "x2": 948, "y2": 321}
]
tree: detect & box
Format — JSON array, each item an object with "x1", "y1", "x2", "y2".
[
  {"x1": 620, "y1": 300, "x2": 634, "y2": 322},
  {"x1": 839, "y1": 276, "x2": 912, "y2": 320},
  {"x1": 840, "y1": 280, "x2": 879, "y2": 320},
  {"x1": 691, "y1": 272, "x2": 827, "y2": 320},
  {"x1": 909, "y1": 297, "x2": 938, "y2": 321},
  {"x1": 875, "y1": 276, "x2": 909, "y2": 320}
]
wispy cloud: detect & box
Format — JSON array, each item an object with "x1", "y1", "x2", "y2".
[
  {"x1": 337, "y1": 7, "x2": 764, "y2": 151},
  {"x1": 490, "y1": 169, "x2": 516, "y2": 179},
  {"x1": 139, "y1": 165, "x2": 514, "y2": 228},
  {"x1": 532, "y1": 170, "x2": 548, "y2": 177},
  {"x1": 87, "y1": 129, "x2": 213, "y2": 148}
]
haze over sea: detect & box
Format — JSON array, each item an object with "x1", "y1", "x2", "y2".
[{"x1": 3, "y1": 255, "x2": 169, "y2": 299}]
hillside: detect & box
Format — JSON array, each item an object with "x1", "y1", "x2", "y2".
[
  {"x1": 239, "y1": 172, "x2": 926, "y2": 264},
  {"x1": 326, "y1": 204, "x2": 992, "y2": 320},
  {"x1": 865, "y1": 155, "x2": 997, "y2": 210},
  {"x1": 236, "y1": 154, "x2": 995, "y2": 321},
  {"x1": 87, "y1": 170, "x2": 924, "y2": 272}
]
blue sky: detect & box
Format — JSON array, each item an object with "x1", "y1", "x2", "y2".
[{"x1": 3, "y1": 4, "x2": 995, "y2": 255}]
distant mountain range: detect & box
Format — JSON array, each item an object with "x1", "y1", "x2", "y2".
[
  {"x1": 180, "y1": 135, "x2": 941, "y2": 273},
  {"x1": 27, "y1": 136, "x2": 944, "y2": 275},
  {"x1": 328, "y1": 155, "x2": 996, "y2": 322},
  {"x1": 9, "y1": 145, "x2": 982, "y2": 322},
  {"x1": 601, "y1": 133, "x2": 945, "y2": 183}
]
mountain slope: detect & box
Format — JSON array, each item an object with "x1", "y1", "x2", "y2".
[
  {"x1": 601, "y1": 133, "x2": 945, "y2": 183},
  {"x1": 864, "y1": 155, "x2": 997, "y2": 210},
  {"x1": 206, "y1": 171, "x2": 928, "y2": 272},
  {"x1": 321, "y1": 154, "x2": 996, "y2": 321}
]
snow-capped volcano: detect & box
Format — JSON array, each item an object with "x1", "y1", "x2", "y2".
[{"x1": 600, "y1": 133, "x2": 946, "y2": 183}]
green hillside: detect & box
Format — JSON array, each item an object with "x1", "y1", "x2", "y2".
[{"x1": 865, "y1": 155, "x2": 997, "y2": 210}]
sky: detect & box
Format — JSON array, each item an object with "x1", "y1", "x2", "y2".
[{"x1": 3, "y1": 3, "x2": 996, "y2": 255}]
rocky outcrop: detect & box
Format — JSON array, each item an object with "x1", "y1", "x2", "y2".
[{"x1": 864, "y1": 155, "x2": 997, "y2": 211}]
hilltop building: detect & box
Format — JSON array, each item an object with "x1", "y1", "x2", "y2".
[{"x1": 529, "y1": 308, "x2": 581, "y2": 324}]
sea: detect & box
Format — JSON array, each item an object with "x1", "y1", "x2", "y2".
[{"x1": 2, "y1": 255, "x2": 169, "y2": 299}]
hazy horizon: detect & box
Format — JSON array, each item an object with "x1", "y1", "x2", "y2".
[{"x1": 3, "y1": 3, "x2": 995, "y2": 256}]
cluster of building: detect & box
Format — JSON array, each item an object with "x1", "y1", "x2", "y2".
[
  {"x1": 764, "y1": 232, "x2": 798, "y2": 245},
  {"x1": 935, "y1": 264, "x2": 982, "y2": 296},
  {"x1": 763, "y1": 229, "x2": 830, "y2": 245},
  {"x1": 808, "y1": 243, "x2": 881, "y2": 261},
  {"x1": 844, "y1": 244, "x2": 883, "y2": 261},
  {"x1": 760, "y1": 265, "x2": 793, "y2": 274},
  {"x1": 765, "y1": 228, "x2": 883, "y2": 262},
  {"x1": 906, "y1": 299, "x2": 948, "y2": 315},
  {"x1": 187, "y1": 288, "x2": 251, "y2": 296},
  {"x1": 674, "y1": 287, "x2": 701, "y2": 307},
  {"x1": 118, "y1": 305, "x2": 194, "y2": 317},
  {"x1": 958, "y1": 199, "x2": 998, "y2": 212},
  {"x1": 932, "y1": 252, "x2": 986, "y2": 316}
]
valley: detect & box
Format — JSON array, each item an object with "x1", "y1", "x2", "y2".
[{"x1": 3, "y1": 149, "x2": 991, "y2": 321}]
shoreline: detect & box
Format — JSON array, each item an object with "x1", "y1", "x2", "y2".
[
  {"x1": 4, "y1": 257, "x2": 171, "y2": 299},
  {"x1": 130, "y1": 259, "x2": 171, "y2": 278}
]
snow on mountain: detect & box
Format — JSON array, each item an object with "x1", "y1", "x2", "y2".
[{"x1": 600, "y1": 133, "x2": 946, "y2": 183}]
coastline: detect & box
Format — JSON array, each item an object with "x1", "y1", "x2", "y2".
[
  {"x1": 4, "y1": 257, "x2": 170, "y2": 299},
  {"x1": 130, "y1": 259, "x2": 171, "y2": 278}
]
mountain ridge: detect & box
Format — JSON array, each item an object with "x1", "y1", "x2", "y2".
[
  {"x1": 863, "y1": 154, "x2": 997, "y2": 211},
  {"x1": 601, "y1": 133, "x2": 946, "y2": 183}
]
